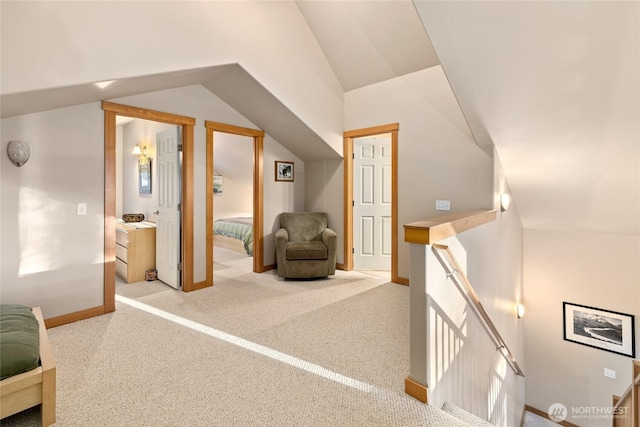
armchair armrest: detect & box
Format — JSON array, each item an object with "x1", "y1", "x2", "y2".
[
  {"x1": 322, "y1": 228, "x2": 337, "y2": 273},
  {"x1": 321, "y1": 228, "x2": 337, "y2": 249},
  {"x1": 275, "y1": 228, "x2": 289, "y2": 277},
  {"x1": 276, "y1": 228, "x2": 289, "y2": 245}
]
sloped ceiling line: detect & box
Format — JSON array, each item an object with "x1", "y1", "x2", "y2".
[{"x1": 0, "y1": 63, "x2": 341, "y2": 162}]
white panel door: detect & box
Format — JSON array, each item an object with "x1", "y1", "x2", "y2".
[
  {"x1": 353, "y1": 135, "x2": 392, "y2": 271},
  {"x1": 156, "y1": 127, "x2": 181, "y2": 289}
]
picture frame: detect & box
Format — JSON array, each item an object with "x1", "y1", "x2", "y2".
[
  {"x1": 563, "y1": 302, "x2": 635, "y2": 358},
  {"x1": 275, "y1": 161, "x2": 294, "y2": 182},
  {"x1": 139, "y1": 157, "x2": 152, "y2": 195},
  {"x1": 213, "y1": 175, "x2": 223, "y2": 194}
]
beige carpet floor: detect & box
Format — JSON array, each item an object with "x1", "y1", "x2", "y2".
[{"x1": 2, "y1": 247, "x2": 473, "y2": 426}]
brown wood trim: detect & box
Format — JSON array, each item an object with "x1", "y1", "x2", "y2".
[
  {"x1": 395, "y1": 276, "x2": 410, "y2": 286},
  {"x1": 103, "y1": 102, "x2": 196, "y2": 300},
  {"x1": 204, "y1": 122, "x2": 265, "y2": 277},
  {"x1": 390, "y1": 128, "x2": 400, "y2": 285},
  {"x1": 343, "y1": 136, "x2": 354, "y2": 271},
  {"x1": 205, "y1": 120, "x2": 264, "y2": 137},
  {"x1": 404, "y1": 209, "x2": 497, "y2": 245},
  {"x1": 254, "y1": 135, "x2": 265, "y2": 273},
  {"x1": 103, "y1": 102, "x2": 196, "y2": 126},
  {"x1": 192, "y1": 281, "x2": 210, "y2": 291},
  {"x1": 181, "y1": 124, "x2": 195, "y2": 291},
  {"x1": 263, "y1": 264, "x2": 276, "y2": 272},
  {"x1": 104, "y1": 110, "x2": 116, "y2": 313},
  {"x1": 525, "y1": 405, "x2": 580, "y2": 427},
  {"x1": 206, "y1": 128, "x2": 214, "y2": 287},
  {"x1": 343, "y1": 124, "x2": 400, "y2": 283},
  {"x1": 44, "y1": 305, "x2": 105, "y2": 329},
  {"x1": 344, "y1": 123, "x2": 399, "y2": 138},
  {"x1": 405, "y1": 376, "x2": 428, "y2": 403},
  {"x1": 336, "y1": 263, "x2": 345, "y2": 271}
]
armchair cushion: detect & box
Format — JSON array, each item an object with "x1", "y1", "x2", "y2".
[{"x1": 286, "y1": 241, "x2": 328, "y2": 260}]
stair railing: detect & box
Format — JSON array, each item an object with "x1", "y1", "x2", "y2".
[
  {"x1": 612, "y1": 360, "x2": 639, "y2": 427},
  {"x1": 432, "y1": 243, "x2": 524, "y2": 377}
]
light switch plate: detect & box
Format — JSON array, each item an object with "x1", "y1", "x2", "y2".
[
  {"x1": 77, "y1": 203, "x2": 87, "y2": 216},
  {"x1": 604, "y1": 368, "x2": 616, "y2": 379}
]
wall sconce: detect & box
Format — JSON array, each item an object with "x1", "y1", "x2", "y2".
[
  {"x1": 132, "y1": 145, "x2": 147, "y2": 157},
  {"x1": 516, "y1": 303, "x2": 525, "y2": 319},
  {"x1": 500, "y1": 193, "x2": 511, "y2": 212},
  {"x1": 7, "y1": 140, "x2": 31, "y2": 167}
]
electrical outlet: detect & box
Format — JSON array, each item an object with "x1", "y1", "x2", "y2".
[
  {"x1": 604, "y1": 368, "x2": 616, "y2": 379},
  {"x1": 436, "y1": 200, "x2": 451, "y2": 211},
  {"x1": 77, "y1": 203, "x2": 87, "y2": 216}
]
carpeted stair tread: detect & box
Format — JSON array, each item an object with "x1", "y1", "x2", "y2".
[{"x1": 442, "y1": 401, "x2": 494, "y2": 426}]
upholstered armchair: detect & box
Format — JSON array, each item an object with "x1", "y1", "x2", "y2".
[{"x1": 276, "y1": 212, "x2": 337, "y2": 279}]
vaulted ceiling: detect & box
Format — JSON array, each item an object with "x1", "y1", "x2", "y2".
[
  {"x1": 2, "y1": 1, "x2": 637, "y2": 236},
  {"x1": 299, "y1": 0, "x2": 638, "y2": 236},
  {"x1": 413, "y1": 1, "x2": 639, "y2": 236}
]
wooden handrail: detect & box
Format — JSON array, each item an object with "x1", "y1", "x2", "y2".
[
  {"x1": 432, "y1": 244, "x2": 524, "y2": 377},
  {"x1": 404, "y1": 209, "x2": 497, "y2": 245},
  {"x1": 612, "y1": 360, "x2": 639, "y2": 427}
]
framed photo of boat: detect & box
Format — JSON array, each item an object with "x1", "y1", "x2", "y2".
[{"x1": 563, "y1": 302, "x2": 635, "y2": 358}]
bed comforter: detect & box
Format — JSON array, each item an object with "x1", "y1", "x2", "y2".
[{"x1": 213, "y1": 217, "x2": 253, "y2": 255}]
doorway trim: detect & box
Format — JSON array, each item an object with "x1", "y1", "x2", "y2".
[
  {"x1": 103, "y1": 101, "x2": 197, "y2": 313},
  {"x1": 204, "y1": 121, "x2": 265, "y2": 285},
  {"x1": 343, "y1": 123, "x2": 408, "y2": 285}
]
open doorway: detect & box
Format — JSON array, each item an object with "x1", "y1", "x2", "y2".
[
  {"x1": 211, "y1": 132, "x2": 254, "y2": 272},
  {"x1": 343, "y1": 123, "x2": 407, "y2": 285},
  {"x1": 103, "y1": 101, "x2": 196, "y2": 314},
  {"x1": 114, "y1": 116, "x2": 182, "y2": 290},
  {"x1": 204, "y1": 121, "x2": 265, "y2": 287}
]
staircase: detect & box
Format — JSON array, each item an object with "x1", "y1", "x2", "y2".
[
  {"x1": 439, "y1": 402, "x2": 495, "y2": 426},
  {"x1": 612, "y1": 360, "x2": 639, "y2": 427}
]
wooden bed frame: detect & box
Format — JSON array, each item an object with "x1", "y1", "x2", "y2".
[
  {"x1": 214, "y1": 234, "x2": 251, "y2": 256},
  {"x1": 0, "y1": 307, "x2": 56, "y2": 426}
]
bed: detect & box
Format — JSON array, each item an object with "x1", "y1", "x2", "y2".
[
  {"x1": 0, "y1": 306, "x2": 56, "y2": 426},
  {"x1": 213, "y1": 217, "x2": 253, "y2": 256}
]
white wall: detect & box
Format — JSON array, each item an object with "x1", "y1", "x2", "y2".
[
  {"x1": 264, "y1": 136, "x2": 305, "y2": 264},
  {"x1": 305, "y1": 159, "x2": 343, "y2": 262},
  {"x1": 0, "y1": 1, "x2": 344, "y2": 154},
  {"x1": 213, "y1": 132, "x2": 254, "y2": 221},
  {"x1": 337, "y1": 66, "x2": 494, "y2": 278},
  {"x1": 1, "y1": 103, "x2": 105, "y2": 318},
  {"x1": 524, "y1": 229, "x2": 640, "y2": 427}
]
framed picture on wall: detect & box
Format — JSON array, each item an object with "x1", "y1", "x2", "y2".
[
  {"x1": 213, "y1": 175, "x2": 223, "y2": 194},
  {"x1": 563, "y1": 302, "x2": 635, "y2": 358},
  {"x1": 275, "y1": 161, "x2": 294, "y2": 182}
]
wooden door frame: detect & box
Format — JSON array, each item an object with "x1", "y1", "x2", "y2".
[
  {"x1": 103, "y1": 101, "x2": 197, "y2": 313},
  {"x1": 343, "y1": 123, "x2": 408, "y2": 285},
  {"x1": 204, "y1": 121, "x2": 265, "y2": 286}
]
